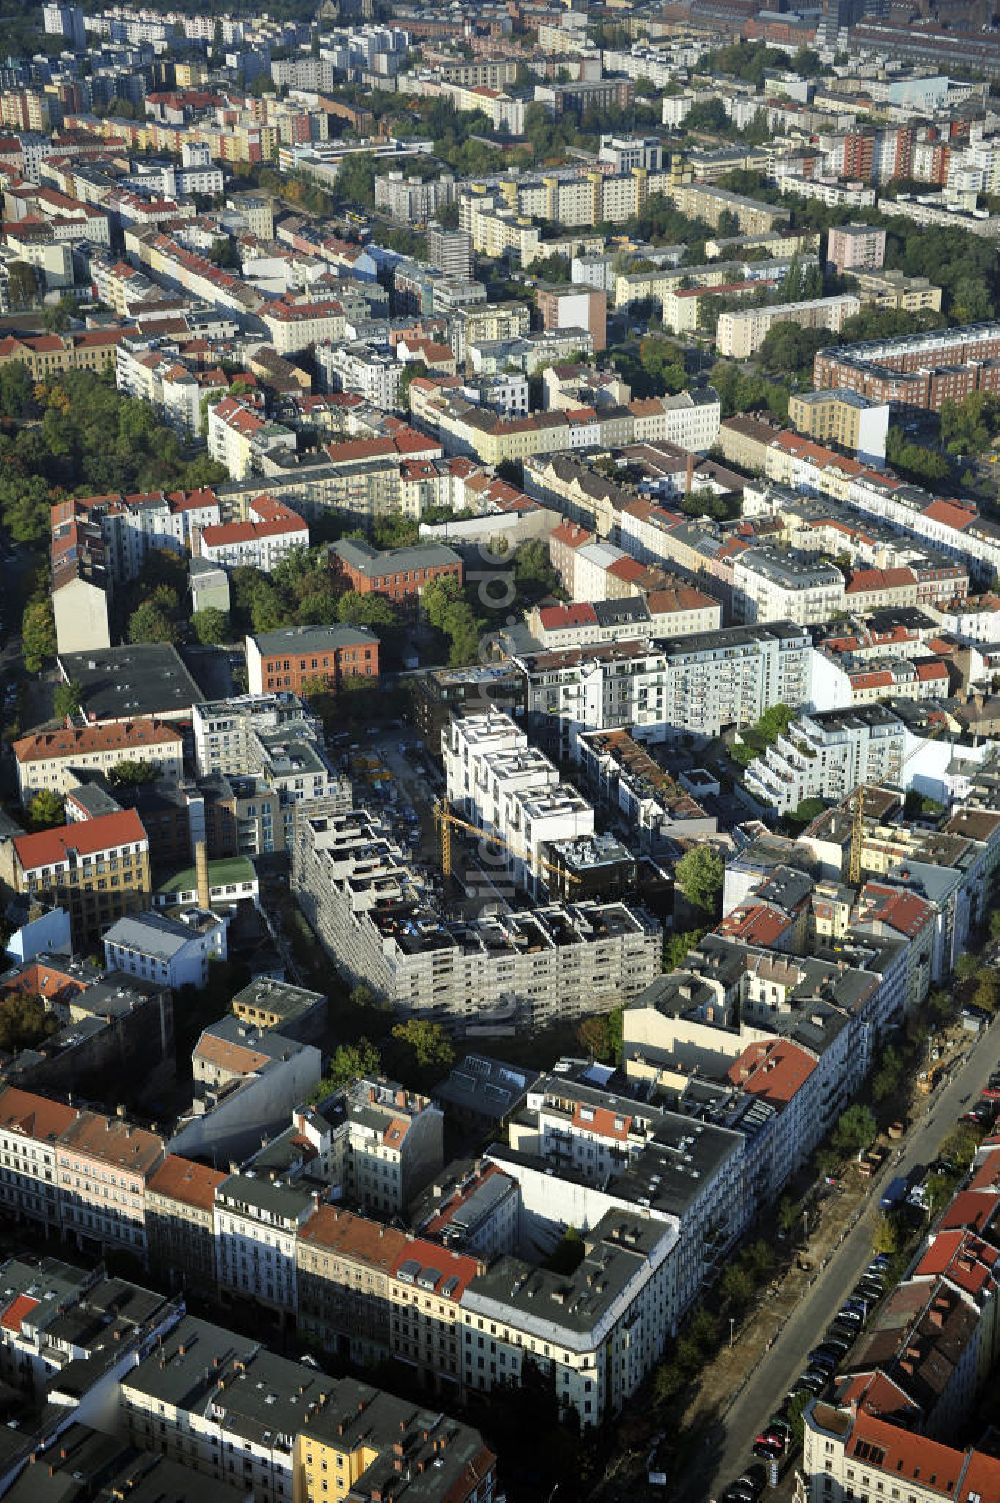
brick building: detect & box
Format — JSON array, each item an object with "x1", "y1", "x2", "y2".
[
  {"x1": 246, "y1": 624, "x2": 380, "y2": 696},
  {"x1": 328, "y1": 539, "x2": 463, "y2": 607}
]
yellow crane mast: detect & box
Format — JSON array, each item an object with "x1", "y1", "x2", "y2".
[{"x1": 434, "y1": 798, "x2": 581, "y2": 889}]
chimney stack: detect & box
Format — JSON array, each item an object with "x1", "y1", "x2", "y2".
[{"x1": 195, "y1": 839, "x2": 211, "y2": 911}]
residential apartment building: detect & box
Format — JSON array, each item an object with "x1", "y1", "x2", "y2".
[
  {"x1": 56, "y1": 1109, "x2": 164, "y2": 1259},
  {"x1": 292, "y1": 801, "x2": 660, "y2": 1031},
  {"x1": 296, "y1": 1377, "x2": 496, "y2": 1503},
  {"x1": 145, "y1": 1153, "x2": 225, "y2": 1291},
  {"x1": 716, "y1": 295, "x2": 861, "y2": 360},
  {"x1": 744, "y1": 705, "x2": 911, "y2": 814},
  {"x1": 428, "y1": 226, "x2": 472, "y2": 279},
  {"x1": 731, "y1": 547, "x2": 846, "y2": 626},
  {"x1": 0, "y1": 808, "x2": 152, "y2": 948},
  {"x1": 854, "y1": 269, "x2": 942, "y2": 314},
  {"x1": 246, "y1": 624, "x2": 380, "y2": 696},
  {"x1": 199, "y1": 495, "x2": 309, "y2": 573},
  {"x1": 812, "y1": 321, "x2": 1000, "y2": 414},
  {"x1": 13, "y1": 720, "x2": 183, "y2": 804},
  {"x1": 0, "y1": 1087, "x2": 78, "y2": 1233},
  {"x1": 804, "y1": 1404, "x2": 1000, "y2": 1503},
  {"x1": 119, "y1": 1317, "x2": 328, "y2": 1503},
  {"x1": 787, "y1": 388, "x2": 890, "y2": 463},
  {"x1": 514, "y1": 623, "x2": 813, "y2": 756},
  {"x1": 443, "y1": 711, "x2": 595, "y2": 896},
  {"x1": 207, "y1": 397, "x2": 296, "y2": 481},
  {"x1": 529, "y1": 587, "x2": 723, "y2": 651},
  {"x1": 342, "y1": 1077, "x2": 444, "y2": 1216},
  {"x1": 315, "y1": 341, "x2": 402, "y2": 411},
  {"x1": 536, "y1": 285, "x2": 607, "y2": 353},
  {"x1": 214, "y1": 1173, "x2": 317, "y2": 1317},
  {"x1": 826, "y1": 223, "x2": 887, "y2": 274}
]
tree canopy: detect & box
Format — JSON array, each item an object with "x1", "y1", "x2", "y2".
[{"x1": 674, "y1": 846, "x2": 724, "y2": 914}]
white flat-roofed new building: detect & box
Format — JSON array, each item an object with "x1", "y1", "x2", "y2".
[
  {"x1": 514, "y1": 622, "x2": 813, "y2": 756},
  {"x1": 744, "y1": 705, "x2": 909, "y2": 813},
  {"x1": 443, "y1": 711, "x2": 595, "y2": 894}
]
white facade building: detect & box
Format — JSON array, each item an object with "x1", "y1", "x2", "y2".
[
  {"x1": 444, "y1": 712, "x2": 594, "y2": 894},
  {"x1": 103, "y1": 909, "x2": 227, "y2": 990}
]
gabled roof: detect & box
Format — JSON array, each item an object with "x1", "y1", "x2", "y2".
[{"x1": 12, "y1": 809, "x2": 147, "y2": 871}]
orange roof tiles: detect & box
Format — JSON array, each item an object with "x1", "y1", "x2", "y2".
[
  {"x1": 0, "y1": 1086, "x2": 78, "y2": 1142},
  {"x1": 727, "y1": 1038, "x2": 816, "y2": 1107},
  {"x1": 12, "y1": 809, "x2": 147, "y2": 872},
  {"x1": 299, "y1": 1205, "x2": 408, "y2": 1271},
  {"x1": 388, "y1": 1237, "x2": 480, "y2": 1299},
  {"x1": 923, "y1": 499, "x2": 975, "y2": 532},
  {"x1": 538, "y1": 604, "x2": 598, "y2": 630},
  {"x1": 147, "y1": 1154, "x2": 226, "y2": 1211},
  {"x1": 845, "y1": 1411, "x2": 1000, "y2": 1499},
  {"x1": 193, "y1": 1033, "x2": 271, "y2": 1076},
  {"x1": 58, "y1": 1110, "x2": 162, "y2": 1174},
  {"x1": 0, "y1": 1294, "x2": 39, "y2": 1334},
  {"x1": 14, "y1": 721, "x2": 181, "y2": 765},
  {"x1": 571, "y1": 1103, "x2": 632, "y2": 1141}
]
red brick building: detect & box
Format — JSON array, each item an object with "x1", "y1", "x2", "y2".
[
  {"x1": 246, "y1": 624, "x2": 380, "y2": 695},
  {"x1": 329, "y1": 539, "x2": 463, "y2": 607}
]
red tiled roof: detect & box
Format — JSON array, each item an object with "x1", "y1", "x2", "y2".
[
  {"x1": 147, "y1": 1153, "x2": 226, "y2": 1211},
  {"x1": 727, "y1": 1038, "x2": 816, "y2": 1107},
  {"x1": 923, "y1": 499, "x2": 976, "y2": 532},
  {"x1": 12, "y1": 809, "x2": 147, "y2": 872},
  {"x1": 571, "y1": 1103, "x2": 632, "y2": 1141},
  {"x1": 538, "y1": 603, "x2": 598, "y2": 629},
  {"x1": 0, "y1": 1294, "x2": 39, "y2": 1334},
  {"x1": 14, "y1": 721, "x2": 181, "y2": 765}
]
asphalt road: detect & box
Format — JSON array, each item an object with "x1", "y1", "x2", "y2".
[{"x1": 678, "y1": 1019, "x2": 1000, "y2": 1503}]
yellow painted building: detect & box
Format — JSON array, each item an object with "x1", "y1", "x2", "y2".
[{"x1": 294, "y1": 1379, "x2": 496, "y2": 1503}]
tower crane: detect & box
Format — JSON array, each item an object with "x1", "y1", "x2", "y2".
[{"x1": 434, "y1": 797, "x2": 581, "y2": 891}]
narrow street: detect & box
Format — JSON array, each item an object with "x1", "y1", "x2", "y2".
[{"x1": 672, "y1": 1019, "x2": 999, "y2": 1503}]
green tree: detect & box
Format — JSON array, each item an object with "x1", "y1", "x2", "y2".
[
  {"x1": 576, "y1": 1008, "x2": 623, "y2": 1063},
  {"x1": 53, "y1": 679, "x2": 81, "y2": 720},
  {"x1": 192, "y1": 607, "x2": 231, "y2": 645},
  {"x1": 872, "y1": 1045, "x2": 903, "y2": 1103},
  {"x1": 513, "y1": 539, "x2": 560, "y2": 605},
  {"x1": 872, "y1": 1211, "x2": 904, "y2": 1256},
  {"x1": 391, "y1": 1019, "x2": 455, "y2": 1072},
  {"x1": 720, "y1": 1263, "x2": 754, "y2": 1310},
  {"x1": 108, "y1": 759, "x2": 157, "y2": 786},
  {"x1": 664, "y1": 927, "x2": 706, "y2": 970},
  {"x1": 28, "y1": 789, "x2": 65, "y2": 829},
  {"x1": 938, "y1": 1123, "x2": 982, "y2": 1169},
  {"x1": 0, "y1": 361, "x2": 31, "y2": 419},
  {"x1": 955, "y1": 953, "x2": 980, "y2": 983},
  {"x1": 22, "y1": 598, "x2": 56, "y2": 672},
  {"x1": 6, "y1": 260, "x2": 37, "y2": 310},
  {"x1": 832, "y1": 1104, "x2": 877, "y2": 1156},
  {"x1": 0, "y1": 993, "x2": 59, "y2": 1053},
  {"x1": 974, "y1": 968, "x2": 1000, "y2": 1013},
  {"x1": 313, "y1": 1037, "x2": 382, "y2": 1095},
  {"x1": 674, "y1": 846, "x2": 724, "y2": 913},
  {"x1": 336, "y1": 152, "x2": 376, "y2": 208},
  {"x1": 334, "y1": 590, "x2": 396, "y2": 631},
  {"x1": 128, "y1": 601, "x2": 178, "y2": 645}
]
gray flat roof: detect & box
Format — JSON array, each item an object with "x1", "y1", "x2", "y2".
[
  {"x1": 250, "y1": 623, "x2": 379, "y2": 654},
  {"x1": 58, "y1": 645, "x2": 203, "y2": 721}
]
